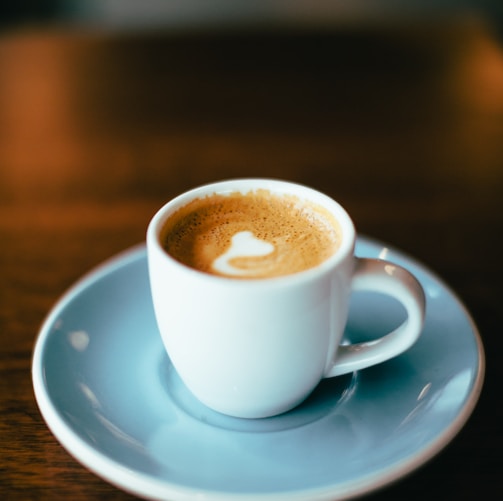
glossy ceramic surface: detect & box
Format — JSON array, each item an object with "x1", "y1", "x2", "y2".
[{"x1": 32, "y1": 238, "x2": 484, "y2": 500}]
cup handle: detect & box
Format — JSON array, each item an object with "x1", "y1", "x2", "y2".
[{"x1": 326, "y1": 257, "x2": 426, "y2": 377}]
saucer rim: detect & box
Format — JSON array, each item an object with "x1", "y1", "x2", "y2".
[{"x1": 31, "y1": 238, "x2": 485, "y2": 501}]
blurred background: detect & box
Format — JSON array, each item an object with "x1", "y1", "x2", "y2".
[
  {"x1": 1, "y1": 1, "x2": 503, "y2": 33},
  {"x1": 1, "y1": 0, "x2": 503, "y2": 208}
]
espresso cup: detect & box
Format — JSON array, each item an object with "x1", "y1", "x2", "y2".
[{"x1": 147, "y1": 179, "x2": 425, "y2": 418}]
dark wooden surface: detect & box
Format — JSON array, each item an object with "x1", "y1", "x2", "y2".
[{"x1": 1, "y1": 19, "x2": 501, "y2": 500}]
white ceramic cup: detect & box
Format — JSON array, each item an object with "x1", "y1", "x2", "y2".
[{"x1": 147, "y1": 179, "x2": 425, "y2": 418}]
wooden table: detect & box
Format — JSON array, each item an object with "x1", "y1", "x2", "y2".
[{"x1": 1, "y1": 19, "x2": 501, "y2": 500}]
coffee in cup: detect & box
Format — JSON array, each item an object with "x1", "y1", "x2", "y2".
[{"x1": 160, "y1": 189, "x2": 342, "y2": 279}]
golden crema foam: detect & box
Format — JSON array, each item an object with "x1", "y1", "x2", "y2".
[{"x1": 161, "y1": 189, "x2": 341, "y2": 279}]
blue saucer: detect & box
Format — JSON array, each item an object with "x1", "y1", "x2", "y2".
[{"x1": 32, "y1": 237, "x2": 484, "y2": 500}]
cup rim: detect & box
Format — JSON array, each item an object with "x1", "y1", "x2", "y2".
[{"x1": 147, "y1": 178, "x2": 356, "y2": 285}]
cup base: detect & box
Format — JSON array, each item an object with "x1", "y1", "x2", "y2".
[{"x1": 161, "y1": 357, "x2": 358, "y2": 431}]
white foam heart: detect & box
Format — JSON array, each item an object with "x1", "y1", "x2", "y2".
[{"x1": 212, "y1": 231, "x2": 274, "y2": 277}]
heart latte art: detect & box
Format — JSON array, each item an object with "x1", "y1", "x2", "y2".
[{"x1": 161, "y1": 190, "x2": 341, "y2": 279}]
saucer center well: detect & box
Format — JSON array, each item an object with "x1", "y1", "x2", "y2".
[{"x1": 160, "y1": 357, "x2": 357, "y2": 433}]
